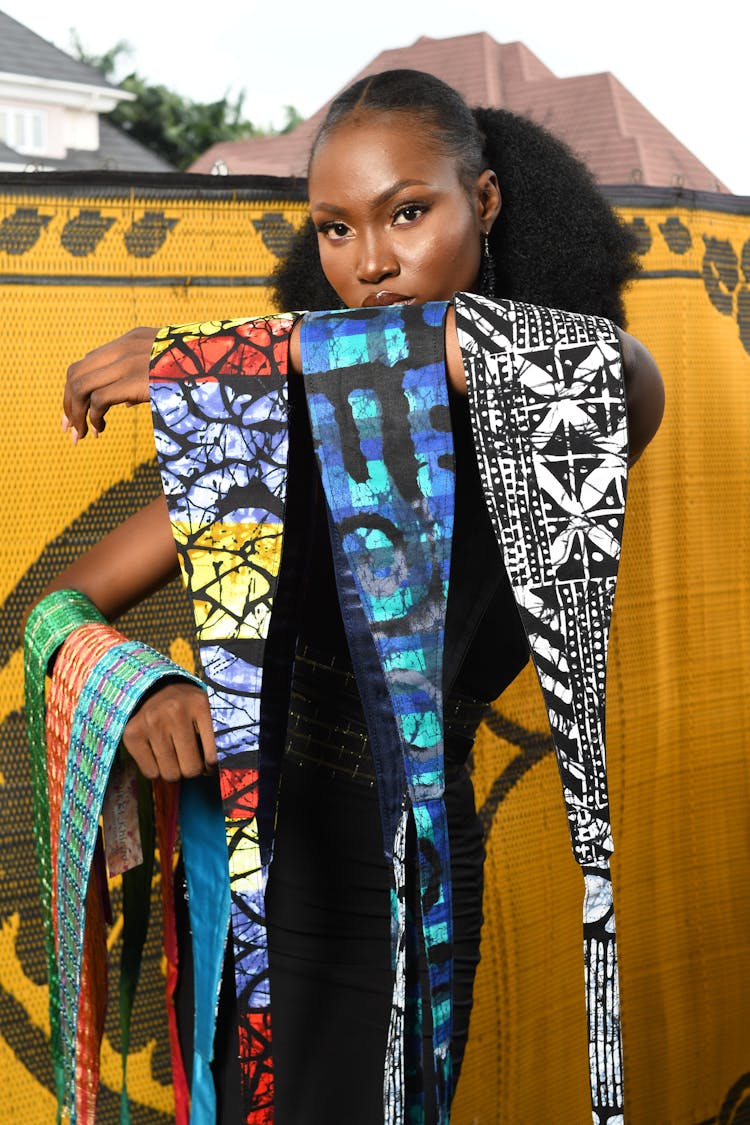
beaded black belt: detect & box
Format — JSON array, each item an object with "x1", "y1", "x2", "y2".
[{"x1": 285, "y1": 644, "x2": 490, "y2": 784}]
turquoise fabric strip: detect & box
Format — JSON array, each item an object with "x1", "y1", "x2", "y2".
[
  {"x1": 179, "y1": 774, "x2": 232, "y2": 1125},
  {"x1": 57, "y1": 639, "x2": 205, "y2": 1124}
]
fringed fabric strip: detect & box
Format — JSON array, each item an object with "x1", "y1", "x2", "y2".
[
  {"x1": 24, "y1": 592, "x2": 206, "y2": 1125},
  {"x1": 48, "y1": 623, "x2": 122, "y2": 1124},
  {"x1": 118, "y1": 772, "x2": 156, "y2": 1125},
  {"x1": 179, "y1": 776, "x2": 231, "y2": 1125},
  {"x1": 454, "y1": 293, "x2": 628, "y2": 1122},
  {"x1": 57, "y1": 632, "x2": 206, "y2": 1124}
]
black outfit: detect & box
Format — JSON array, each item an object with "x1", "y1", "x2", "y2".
[{"x1": 176, "y1": 394, "x2": 529, "y2": 1123}]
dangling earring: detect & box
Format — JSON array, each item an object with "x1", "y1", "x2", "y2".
[{"x1": 479, "y1": 230, "x2": 496, "y2": 298}]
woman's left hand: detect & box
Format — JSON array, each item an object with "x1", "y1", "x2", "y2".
[{"x1": 63, "y1": 326, "x2": 158, "y2": 443}]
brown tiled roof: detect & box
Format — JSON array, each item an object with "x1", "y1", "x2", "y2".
[{"x1": 190, "y1": 31, "x2": 727, "y2": 193}]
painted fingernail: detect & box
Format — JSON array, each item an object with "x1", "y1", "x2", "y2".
[
  {"x1": 71, "y1": 427, "x2": 79, "y2": 446},
  {"x1": 62, "y1": 413, "x2": 70, "y2": 433}
]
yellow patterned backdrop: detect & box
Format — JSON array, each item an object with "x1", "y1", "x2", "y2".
[{"x1": 0, "y1": 176, "x2": 748, "y2": 1124}]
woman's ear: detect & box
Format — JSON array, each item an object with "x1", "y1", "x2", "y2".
[{"x1": 477, "y1": 169, "x2": 502, "y2": 230}]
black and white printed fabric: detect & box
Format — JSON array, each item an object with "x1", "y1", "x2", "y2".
[{"x1": 455, "y1": 293, "x2": 628, "y2": 1125}]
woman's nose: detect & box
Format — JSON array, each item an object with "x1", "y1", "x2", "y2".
[{"x1": 357, "y1": 234, "x2": 398, "y2": 284}]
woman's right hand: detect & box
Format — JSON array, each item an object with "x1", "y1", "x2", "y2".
[
  {"x1": 63, "y1": 326, "x2": 158, "y2": 443},
  {"x1": 122, "y1": 680, "x2": 217, "y2": 781}
]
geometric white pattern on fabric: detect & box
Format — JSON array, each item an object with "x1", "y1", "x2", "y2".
[
  {"x1": 455, "y1": 293, "x2": 628, "y2": 1122},
  {"x1": 384, "y1": 807, "x2": 409, "y2": 1125}
]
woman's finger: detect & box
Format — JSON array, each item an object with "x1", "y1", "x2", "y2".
[
  {"x1": 122, "y1": 730, "x2": 162, "y2": 781},
  {"x1": 194, "y1": 699, "x2": 218, "y2": 771},
  {"x1": 63, "y1": 326, "x2": 157, "y2": 441},
  {"x1": 86, "y1": 373, "x2": 153, "y2": 433},
  {"x1": 122, "y1": 682, "x2": 209, "y2": 781},
  {"x1": 170, "y1": 703, "x2": 211, "y2": 779}
]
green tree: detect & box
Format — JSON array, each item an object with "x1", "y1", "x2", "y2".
[
  {"x1": 280, "y1": 105, "x2": 304, "y2": 135},
  {"x1": 70, "y1": 34, "x2": 291, "y2": 170}
]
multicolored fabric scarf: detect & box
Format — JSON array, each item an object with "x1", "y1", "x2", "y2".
[
  {"x1": 24, "y1": 593, "x2": 206, "y2": 1125},
  {"x1": 150, "y1": 315, "x2": 298, "y2": 1124},
  {"x1": 148, "y1": 296, "x2": 628, "y2": 1124}
]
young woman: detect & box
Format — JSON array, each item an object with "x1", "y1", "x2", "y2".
[{"x1": 51, "y1": 70, "x2": 663, "y2": 1123}]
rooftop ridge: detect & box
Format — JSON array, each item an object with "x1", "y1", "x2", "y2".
[
  {"x1": 0, "y1": 10, "x2": 114, "y2": 90},
  {"x1": 188, "y1": 31, "x2": 728, "y2": 192}
]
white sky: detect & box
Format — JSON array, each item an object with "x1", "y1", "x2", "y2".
[{"x1": 2, "y1": 0, "x2": 747, "y2": 195}]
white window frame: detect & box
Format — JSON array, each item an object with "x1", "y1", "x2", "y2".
[{"x1": 0, "y1": 105, "x2": 49, "y2": 155}]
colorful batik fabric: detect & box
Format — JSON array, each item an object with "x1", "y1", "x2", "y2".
[
  {"x1": 455, "y1": 293, "x2": 628, "y2": 1124},
  {"x1": 147, "y1": 296, "x2": 629, "y2": 1125},
  {"x1": 300, "y1": 302, "x2": 455, "y2": 1124},
  {"x1": 149, "y1": 315, "x2": 298, "y2": 1124}
]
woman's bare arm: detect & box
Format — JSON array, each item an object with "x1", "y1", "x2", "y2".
[
  {"x1": 615, "y1": 328, "x2": 665, "y2": 464},
  {"x1": 63, "y1": 326, "x2": 159, "y2": 442},
  {"x1": 25, "y1": 497, "x2": 216, "y2": 781},
  {"x1": 62, "y1": 312, "x2": 663, "y2": 467},
  {"x1": 38, "y1": 495, "x2": 180, "y2": 617}
]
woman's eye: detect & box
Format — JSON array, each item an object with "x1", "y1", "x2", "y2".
[
  {"x1": 393, "y1": 205, "x2": 427, "y2": 225},
  {"x1": 318, "y1": 222, "x2": 351, "y2": 241}
]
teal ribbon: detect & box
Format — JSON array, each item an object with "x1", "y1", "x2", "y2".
[{"x1": 180, "y1": 775, "x2": 231, "y2": 1124}]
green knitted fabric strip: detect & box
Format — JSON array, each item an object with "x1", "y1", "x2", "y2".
[
  {"x1": 58, "y1": 639, "x2": 205, "y2": 1123},
  {"x1": 23, "y1": 590, "x2": 106, "y2": 1105}
]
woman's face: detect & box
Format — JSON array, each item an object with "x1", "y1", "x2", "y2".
[{"x1": 308, "y1": 114, "x2": 501, "y2": 310}]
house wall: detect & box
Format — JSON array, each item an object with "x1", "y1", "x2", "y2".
[{"x1": 61, "y1": 105, "x2": 98, "y2": 154}]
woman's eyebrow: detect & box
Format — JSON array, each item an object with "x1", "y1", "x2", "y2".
[{"x1": 311, "y1": 179, "x2": 432, "y2": 216}]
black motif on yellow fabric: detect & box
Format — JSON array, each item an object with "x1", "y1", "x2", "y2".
[
  {"x1": 60, "y1": 210, "x2": 116, "y2": 257},
  {"x1": 251, "y1": 211, "x2": 298, "y2": 259},
  {"x1": 703, "y1": 236, "x2": 740, "y2": 314},
  {"x1": 694, "y1": 1072, "x2": 750, "y2": 1125},
  {"x1": 0, "y1": 206, "x2": 51, "y2": 254},
  {"x1": 659, "y1": 216, "x2": 692, "y2": 254},
  {"x1": 631, "y1": 212, "x2": 750, "y2": 355},
  {"x1": 123, "y1": 211, "x2": 179, "y2": 258},
  {"x1": 475, "y1": 712, "x2": 554, "y2": 839},
  {"x1": 700, "y1": 235, "x2": 750, "y2": 352},
  {"x1": 625, "y1": 216, "x2": 652, "y2": 254},
  {"x1": 737, "y1": 247, "x2": 750, "y2": 353},
  {"x1": 718, "y1": 1072, "x2": 750, "y2": 1125},
  {"x1": 700, "y1": 234, "x2": 750, "y2": 352}
]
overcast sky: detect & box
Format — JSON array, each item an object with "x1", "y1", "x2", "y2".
[{"x1": 2, "y1": 0, "x2": 746, "y2": 195}]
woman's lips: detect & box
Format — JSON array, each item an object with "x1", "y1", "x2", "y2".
[{"x1": 361, "y1": 291, "x2": 415, "y2": 307}]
